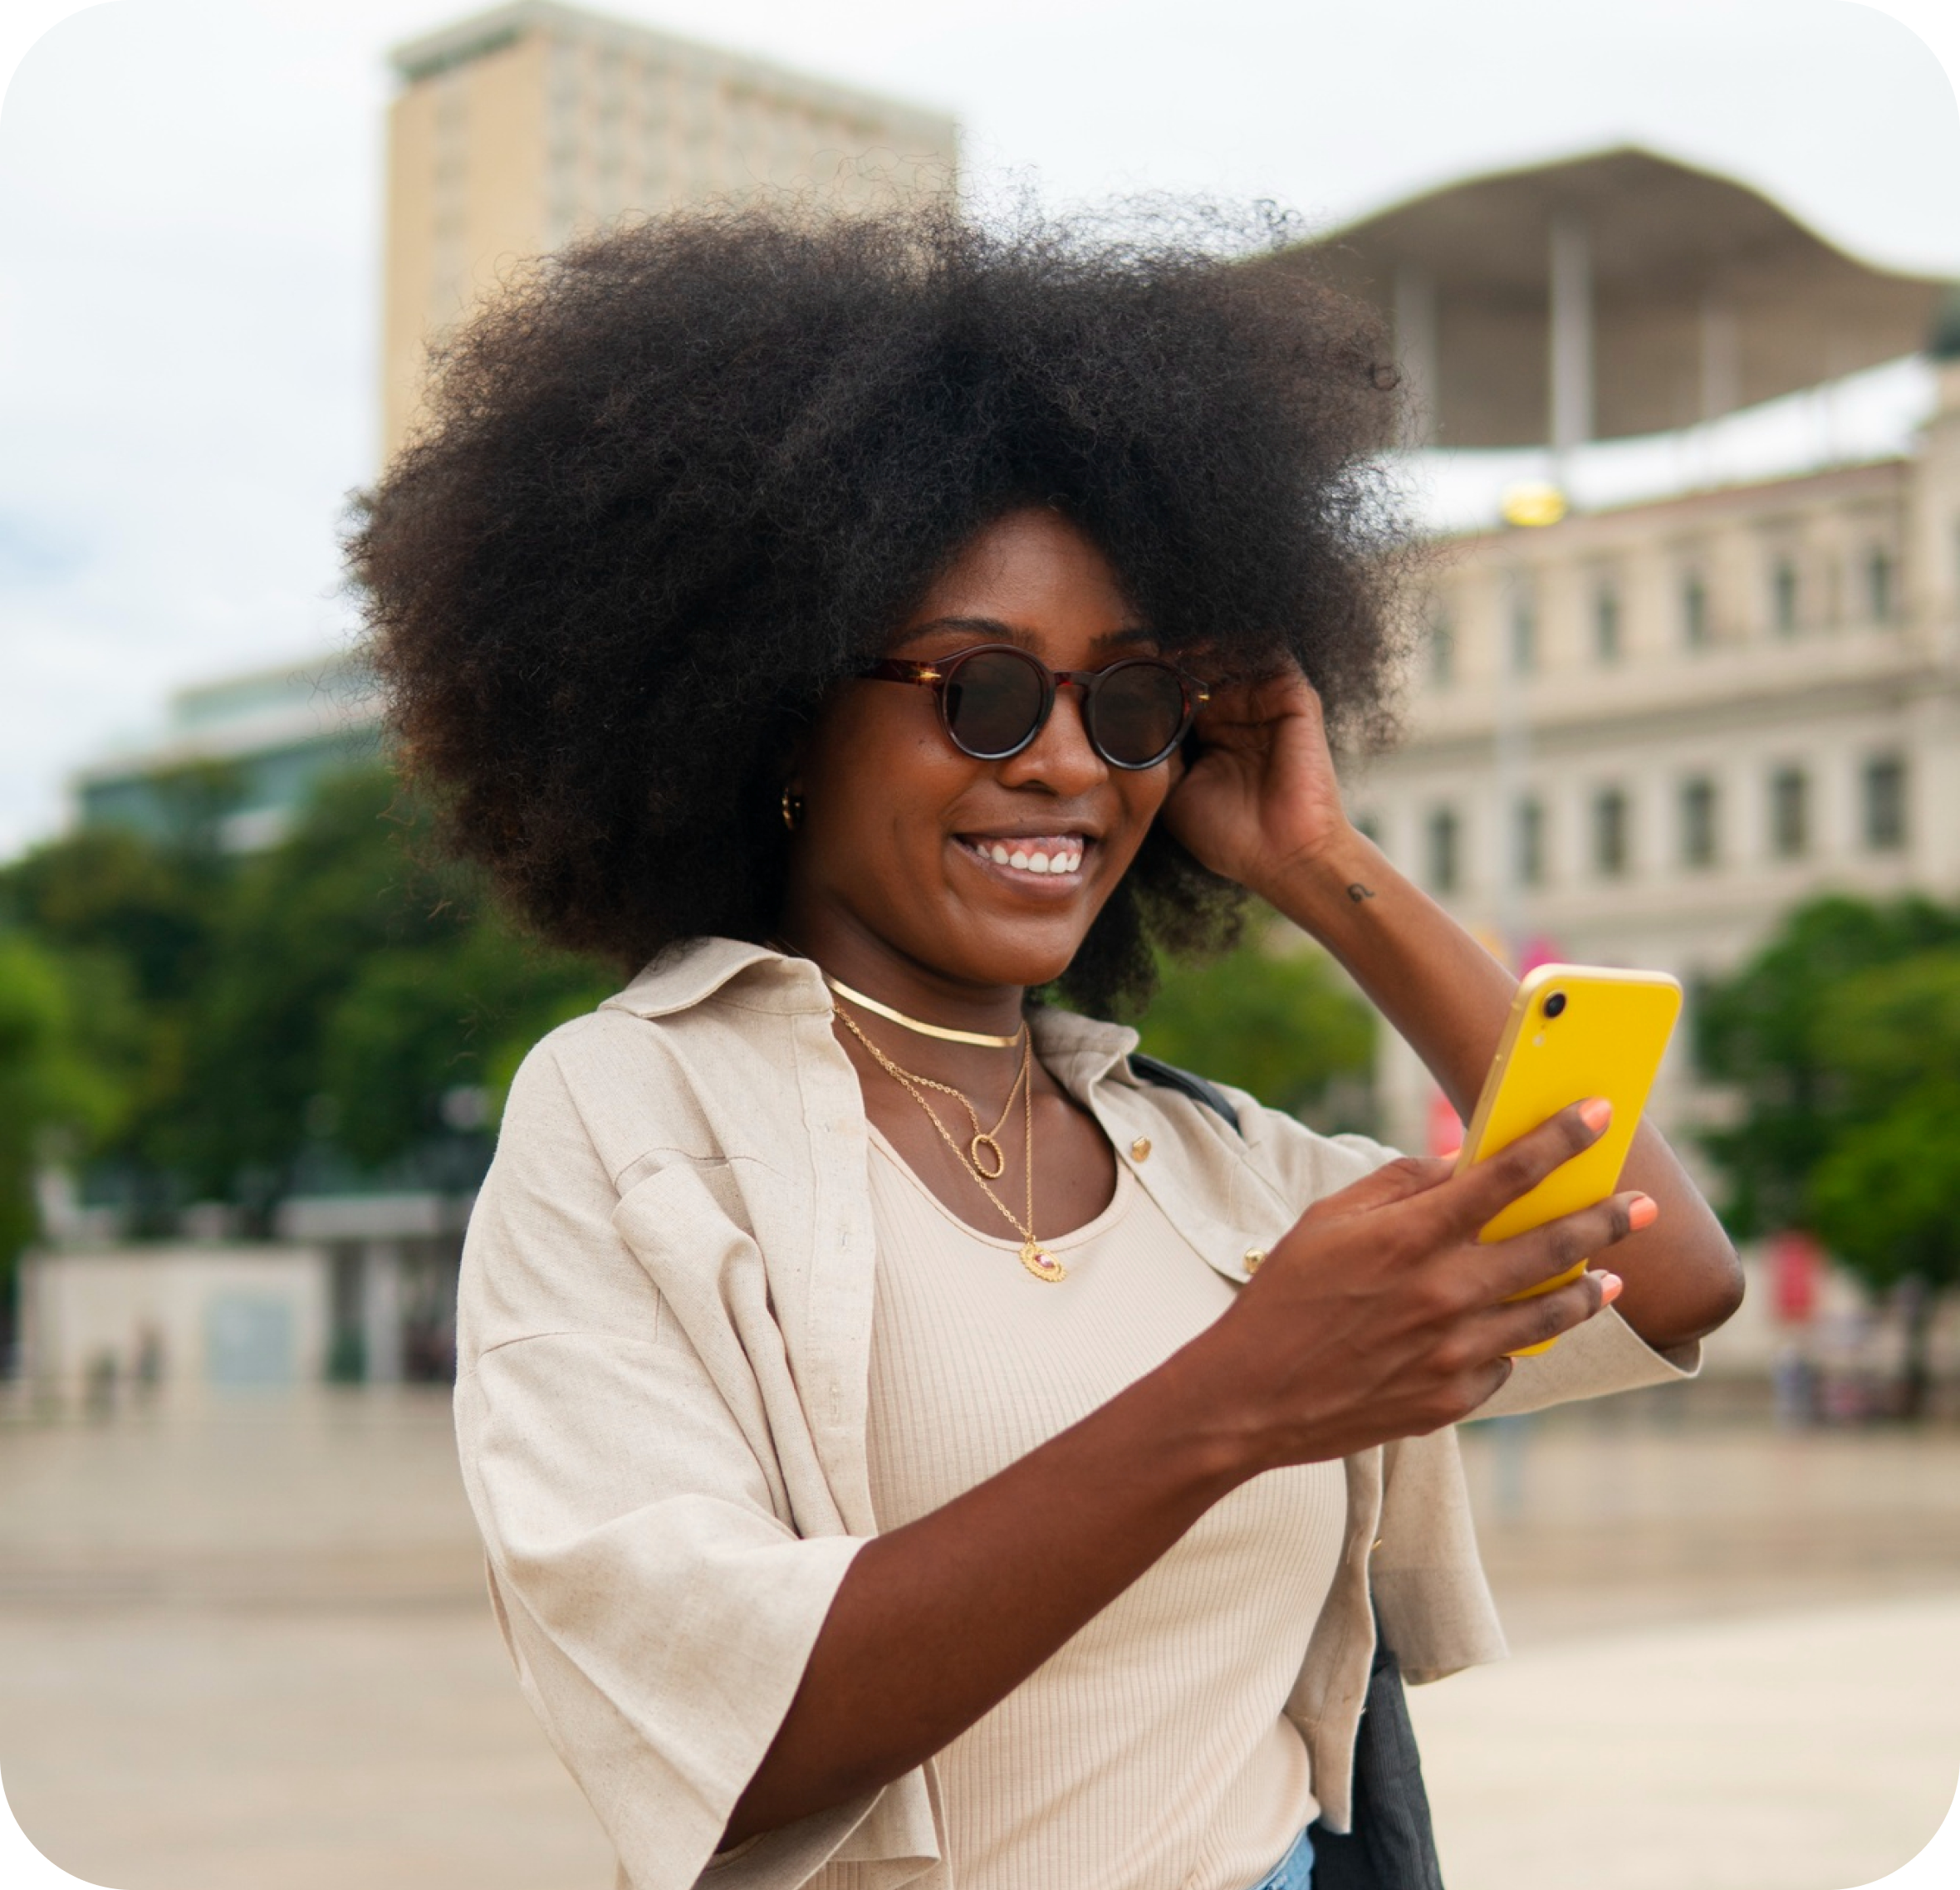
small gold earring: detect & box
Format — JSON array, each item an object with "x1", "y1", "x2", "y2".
[{"x1": 781, "y1": 786, "x2": 805, "y2": 832}]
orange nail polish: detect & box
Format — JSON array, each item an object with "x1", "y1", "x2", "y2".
[
  {"x1": 1628, "y1": 1195, "x2": 1659, "y2": 1231},
  {"x1": 1580, "y1": 1097, "x2": 1613, "y2": 1133},
  {"x1": 1597, "y1": 1272, "x2": 1624, "y2": 1305}
]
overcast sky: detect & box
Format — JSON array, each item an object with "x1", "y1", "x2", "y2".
[{"x1": 0, "y1": 0, "x2": 1956, "y2": 856}]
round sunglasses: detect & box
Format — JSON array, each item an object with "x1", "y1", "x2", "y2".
[{"x1": 862, "y1": 644, "x2": 1210, "y2": 771}]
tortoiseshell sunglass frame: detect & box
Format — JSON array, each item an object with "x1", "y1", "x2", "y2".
[{"x1": 861, "y1": 644, "x2": 1211, "y2": 771}]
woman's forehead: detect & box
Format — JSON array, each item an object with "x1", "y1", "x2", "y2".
[
  {"x1": 889, "y1": 614, "x2": 1158, "y2": 657},
  {"x1": 914, "y1": 510, "x2": 1134, "y2": 608}
]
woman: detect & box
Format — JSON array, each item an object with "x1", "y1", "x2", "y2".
[{"x1": 354, "y1": 203, "x2": 1742, "y2": 1890}]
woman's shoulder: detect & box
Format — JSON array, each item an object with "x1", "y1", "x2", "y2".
[
  {"x1": 502, "y1": 944, "x2": 825, "y2": 1187},
  {"x1": 1191, "y1": 1069, "x2": 1400, "y2": 1169},
  {"x1": 1028, "y1": 1004, "x2": 1404, "y2": 1220},
  {"x1": 1149, "y1": 1065, "x2": 1403, "y2": 1212},
  {"x1": 491, "y1": 1010, "x2": 688, "y2": 1204}
]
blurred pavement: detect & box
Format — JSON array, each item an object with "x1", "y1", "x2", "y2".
[
  {"x1": 0, "y1": 1388, "x2": 611, "y2": 1890},
  {"x1": 1411, "y1": 1591, "x2": 1960, "y2": 1890},
  {"x1": 0, "y1": 1384, "x2": 1955, "y2": 1889}
]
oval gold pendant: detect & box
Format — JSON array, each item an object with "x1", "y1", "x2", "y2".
[
  {"x1": 1019, "y1": 1240, "x2": 1066, "y2": 1283},
  {"x1": 970, "y1": 1134, "x2": 1007, "y2": 1181}
]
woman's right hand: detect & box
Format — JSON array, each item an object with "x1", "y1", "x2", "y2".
[
  {"x1": 1192, "y1": 1099, "x2": 1651, "y2": 1470},
  {"x1": 726, "y1": 1098, "x2": 1644, "y2": 1849}
]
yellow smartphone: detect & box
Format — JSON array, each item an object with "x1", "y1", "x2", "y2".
[{"x1": 1453, "y1": 963, "x2": 1682, "y2": 1353}]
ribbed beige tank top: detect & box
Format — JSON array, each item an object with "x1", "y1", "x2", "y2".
[{"x1": 851, "y1": 1126, "x2": 1345, "y2": 1890}]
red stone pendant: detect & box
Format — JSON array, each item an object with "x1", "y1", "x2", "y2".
[{"x1": 1019, "y1": 1240, "x2": 1066, "y2": 1283}]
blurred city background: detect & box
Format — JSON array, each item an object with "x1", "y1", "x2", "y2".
[{"x1": 1, "y1": 2, "x2": 1958, "y2": 1886}]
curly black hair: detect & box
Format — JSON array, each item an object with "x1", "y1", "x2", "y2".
[{"x1": 350, "y1": 198, "x2": 1410, "y2": 1017}]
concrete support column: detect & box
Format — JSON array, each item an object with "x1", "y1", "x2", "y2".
[
  {"x1": 1904, "y1": 688, "x2": 1958, "y2": 893},
  {"x1": 1394, "y1": 261, "x2": 1439, "y2": 448},
  {"x1": 1910, "y1": 360, "x2": 1960, "y2": 664},
  {"x1": 1493, "y1": 570, "x2": 1532, "y2": 963},
  {"x1": 1699, "y1": 292, "x2": 1741, "y2": 423},
  {"x1": 1549, "y1": 213, "x2": 1592, "y2": 476},
  {"x1": 361, "y1": 1241, "x2": 404, "y2": 1384}
]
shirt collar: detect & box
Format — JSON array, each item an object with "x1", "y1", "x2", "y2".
[
  {"x1": 1027, "y1": 1006, "x2": 1141, "y2": 1104},
  {"x1": 602, "y1": 937, "x2": 831, "y2": 1020}
]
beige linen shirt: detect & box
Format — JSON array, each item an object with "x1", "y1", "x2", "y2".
[{"x1": 454, "y1": 937, "x2": 1699, "y2": 1890}]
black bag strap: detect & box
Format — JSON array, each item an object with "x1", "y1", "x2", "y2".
[
  {"x1": 1126, "y1": 1053, "x2": 1243, "y2": 1135},
  {"x1": 1307, "y1": 1620, "x2": 1446, "y2": 1888}
]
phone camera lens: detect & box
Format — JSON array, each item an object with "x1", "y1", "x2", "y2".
[{"x1": 1544, "y1": 992, "x2": 1568, "y2": 1019}]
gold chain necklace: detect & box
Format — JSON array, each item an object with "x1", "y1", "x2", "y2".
[
  {"x1": 834, "y1": 1007, "x2": 1065, "y2": 1284},
  {"x1": 846, "y1": 1013, "x2": 1028, "y2": 1178}
]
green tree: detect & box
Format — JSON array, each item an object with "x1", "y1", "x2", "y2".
[
  {"x1": 1698, "y1": 897, "x2": 1960, "y2": 1417},
  {"x1": 173, "y1": 765, "x2": 613, "y2": 1223},
  {"x1": 1, "y1": 762, "x2": 614, "y2": 1239},
  {"x1": 1805, "y1": 952, "x2": 1960, "y2": 1415},
  {"x1": 1136, "y1": 927, "x2": 1375, "y2": 1131},
  {"x1": 320, "y1": 917, "x2": 614, "y2": 1172},
  {"x1": 1695, "y1": 895, "x2": 1960, "y2": 1238},
  {"x1": 0, "y1": 933, "x2": 125, "y2": 1324},
  {"x1": 0, "y1": 778, "x2": 241, "y2": 1227}
]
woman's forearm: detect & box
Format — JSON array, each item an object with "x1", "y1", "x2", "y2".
[
  {"x1": 1259, "y1": 827, "x2": 1742, "y2": 1350},
  {"x1": 723, "y1": 1342, "x2": 1250, "y2": 1847},
  {"x1": 1265, "y1": 830, "x2": 1517, "y2": 1117}
]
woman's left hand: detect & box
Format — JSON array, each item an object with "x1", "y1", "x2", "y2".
[{"x1": 1159, "y1": 666, "x2": 1353, "y2": 898}]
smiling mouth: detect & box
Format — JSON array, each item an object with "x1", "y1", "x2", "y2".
[{"x1": 956, "y1": 834, "x2": 1090, "y2": 879}]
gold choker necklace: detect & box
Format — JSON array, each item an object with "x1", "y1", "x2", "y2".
[{"x1": 821, "y1": 972, "x2": 1023, "y2": 1050}]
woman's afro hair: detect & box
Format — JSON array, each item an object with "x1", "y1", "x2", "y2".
[{"x1": 350, "y1": 198, "x2": 1413, "y2": 1017}]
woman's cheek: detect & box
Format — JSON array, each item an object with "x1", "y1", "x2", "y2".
[
  {"x1": 1094, "y1": 813, "x2": 1157, "y2": 891},
  {"x1": 1118, "y1": 773, "x2": 1174, "y2": 854}
]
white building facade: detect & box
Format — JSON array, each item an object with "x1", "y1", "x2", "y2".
[
  {"x1": 17, "y1": 1246, "x2": 332, "y2": 1398},
  {"x1": 1350, "y1": 360, "x2": 1960, "y2": 1156}
]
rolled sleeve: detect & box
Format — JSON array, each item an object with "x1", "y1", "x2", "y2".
[
  {"x1": 461, "y1": 1331, "x2": 876, "y2": 1887},
  {"x1": 455, "y1": 1036, "x2": 939, "y2": 1889},
  {"x1": 1471, "y1": 1305, "x2": 1701, "y2": 1420},
  {"x1": 1223, "y1": 1098, "x2": 1702, "y2": 1426}
]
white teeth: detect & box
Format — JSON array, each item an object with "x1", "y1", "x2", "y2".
[{"x1": 969, "y1": 840, "x2": 1086, "y2": 875}]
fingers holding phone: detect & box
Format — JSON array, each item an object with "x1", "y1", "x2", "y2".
[
  {"x1": 1465, "y1": 1181, "x2": 1659, "y2": 1357},
  {"x1": 1401, "y1": 1098, "x2": 1658, "y2": 1362},
  {"x1": 1450, "y1": 964, "x2": 1680, "y2": 1352},
  {"x1": 1198, "y1": 1088, "x2": 1657, "y2": 1465}
]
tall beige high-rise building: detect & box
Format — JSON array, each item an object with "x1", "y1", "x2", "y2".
[{"x1": 381, "y1": 0, "x2": 958, "y2": 463}]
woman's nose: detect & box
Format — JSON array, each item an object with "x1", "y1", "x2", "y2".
[{"x1": 997, "y1": 683, "x2": 1106, "y2": 794}]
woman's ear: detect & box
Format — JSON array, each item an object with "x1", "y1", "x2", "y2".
[{"x1": 777, "y1": 731, "x2": 809, "y2": 833}]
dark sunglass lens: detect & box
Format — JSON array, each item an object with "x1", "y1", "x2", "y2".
[
  {"x1": 943, "y1": 650, "x2": 1046, "y2": 756},
  {"x1": 1090, "y1": 663, "x2": 1188, "y2": 766}
]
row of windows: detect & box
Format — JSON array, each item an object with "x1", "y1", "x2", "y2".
[
  {"x1": 1427, "y1": 541, "x2": 1907, "y2": 686},
  {"x1": 1405, "y1": 755, "x2": 1909, "y2": 894},
  {"x1": 548, "y1": 50, "x2": 899, "y2": 152}
]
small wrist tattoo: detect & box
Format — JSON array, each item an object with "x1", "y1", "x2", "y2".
[{"x1": 1345, "y1": 883, "x2": 1376, "y2": 903}]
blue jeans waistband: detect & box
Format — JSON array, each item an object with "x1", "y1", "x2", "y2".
[{"x1": 1249, "y1": 1825, "x2": 1314, "y2": 1890}]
